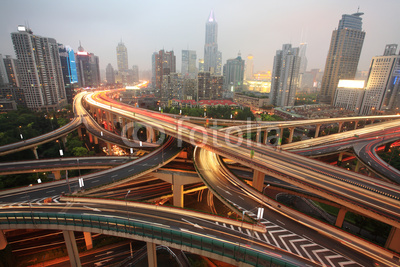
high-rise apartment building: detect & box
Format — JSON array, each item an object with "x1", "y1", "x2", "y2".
[
  {"x1": 3, "y1": 55, "x2": 19, "y2": 87},
  {"x1": 270, "y1": 44, "x2": 301, "y2": 107},
  {"x1": 181, "y1": 50, "x2": 197, "y2": 79},
  {"x1": 360, "y1": 44, "x2": 400, "y2": 115},
  {"x1": 223, "y1": 53, "x2": 245, "y2": 94},
  {"x1": 319, "y1": 12, "x2": 366, "y2": 104},
  {"x1": 106, "y1": 63, "x2": 115, "y2": 85},
  {"x1": 132, "y1": 65, "x2": 139, "y2": 83},
  {"x1": 198, "y1": 59, "x2": 204, "y2": 72},
  {"x1": 0, "y1": 54, "x2": 8, "y2": 85},
  {"x1": 11, "y1": 26, "x2": 66, "y2": 110},
  {"x1": 116, "y1": 41, "x2": 129, "y2": 72},
  {"x1": 204, "y1": 11, "x2": 221, "y2": 75},
  {"x1": 152, "y1": 50, "x2": 176, "y2": 98},
  {"x1": 75, "y1": 44, "x2": 101, "y2": 88},
  {"x1": 245, "y1": 55, "x2": 254, "y2": 80}
]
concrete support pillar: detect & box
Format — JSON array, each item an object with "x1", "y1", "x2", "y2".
[
  {"x1": 77, "y1": 127, "x2": 83, "y2": 140},
  {"x1": 94, "y1": 136, "x2": 98, "y2": 145},
  {"x1": 172, "y1": 175, "x2": 184, "y2": 208},
  {"x1": 354, "y1": 120, "x2": 359, "y2": 130},
  {"x1": 62, "y1": 230, "x2": 81, "y2": 267},
  {"x1": 263, "y1": 130, "x2": 268, "y2": 144},
  {"x1": 252, "y1": 170, "x2": 265, "y2": 192},
  {"x1": 0, "y1": 230, "x2": 7, "y2": 250},
  {"x1": 107, "y1": 142, "x2": 112, "y2": 156},
  {"x1": 335, "y1": 208, "x2": 347, "y2": 228},
  {"x1": 84, "y1": 232, "x2": 93, "y2": 250},
  {"x1": 32, "y1": 147, "x2": 39, "y2": 160},
  {"x1": 128, "y1": 120, "x2": 134, "y2": 139},
  {"x1": 288, "y1": 127, "x2": 295, "y2": 143},
  {"x1": 53, "y1": 170, "x2": 61, "y2": 181},
  {"x1": 385, "y1": 227, "x2": 400, "y2": 253},
  {"x1": 146, "y1": 242, "x2": 157, "y2": 267},
  {"x1": 88, "y1": 132, "x2": 93, "y2": 143},
  {"x1": 278, "y1": 128, "x2": 283, "y2": 145},
  {"x1": 355, "y1": 160, "x2": 361, "y2": 172},
  {"x1": 106, "y1": 112, "x2": 112, "y2": 131},
  {"x1": 338, "y1": 122, "x2": 343, "y2": 133},
  {"x1": 314, "y1": 124, "x2": 321, "y2": 138},
  {"x1": 147, "y1": 127, "x2": 155, "y2": 143},
  {"x1": 338, "y1": 152, "x2": 344, "y2": 166}
]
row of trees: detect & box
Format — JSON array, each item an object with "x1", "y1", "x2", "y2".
[{"x1": 161, "y1": 106, "x2": 255, "y2": 121}]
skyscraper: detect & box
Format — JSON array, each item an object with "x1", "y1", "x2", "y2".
[
  {"x1": 75, "y1": 43, "x2": 101, "y2": 88},
  {"x1": 106, "y1": 63, "x2": 115, "y2": 85},
  {"x1": 116, "y1": 41, "x2": 129, "y2": 72},
  {"x1": 59, "y1": 44, "x2": 78, "y2": 104},
  {"x1": 181, "y1": 50, "x2": 197, "y2": 79},
  {"x1": 360, "y1": 44, "x2": 400, "y2": 115},
  {"x1": 319, "y1": 12, "x2": 366, "y2": 104},
  {"x1": 11, "y1": 26, "x2": 66, "y2": 110},
  {"x1": 223, "y1": 53, "x2": 245, "y2": 92},
  {"x1": 152, "y1": 49, "x2": 176, "y2": 98},
  {"x1": 245, "y1": 55, "x2": 254, "y2": 80},
  {"x1": 204, "y1": 11, "x2": 221, "y2": 75},
  {"x1": 270, "y1": 44, "x2": 301, "y2": 107}
]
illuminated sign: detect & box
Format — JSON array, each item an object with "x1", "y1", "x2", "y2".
[
  {"x1": 77, "y1": 51, "x2": 88, "y2": 56},
  {"x1": 337, "y1": 80, "x2": 365, "y2": 89},
  {"x1": 17, "y1": 26, "x2": 26, "y2": 32}
]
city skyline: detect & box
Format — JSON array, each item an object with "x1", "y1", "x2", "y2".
[{"x1": 1, "y1": 0, "x2": 400, "y2": 75}]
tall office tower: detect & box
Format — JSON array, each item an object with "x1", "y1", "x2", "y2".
[
  {"x1": 3, "y1": 55, "x2": 20, "y2": 87},
  {"x1": 106, "y1": 63, "x2": 115, "y2": 84},
  {"x1": 132, "y1": 65, "x2": 139, "y2": 83},
  {"x1": 11, "y1": 26, "x2": 66, "y2": 110},
  {"x1": 319, "y1": 12, "x2": 366, "y2": 104},
  {"x1": 198, "y1": 58, "x2": 204, "y2": 72},
  {"x1": 223, "y1": 52, "x2": 245, "y2": 94},
  {"x1": 116, "y1": 41, "x2": 129, "y2": 72},
  {"x1": 360, "y1": 44, "x2": 400, "y2": 115},
  {"x1": 204, "y1": 11, "x2": 221, "y2": 75},
  {"x1": 245, "y1": 55, "x2": 254, "y2": 80},
  {"x1": 181, "y1": 50, "x2": 197, "y2": 79},
  {"x1": 59, "y1": 44, "x2": 78, "y2": 104},
  {"x1": 270, "y1": 44, "x2": 301, "y2": 107},
  {"x1": 198, "y1": 72, "x2": 211, "y2": 100},
  {"x1": 75, "y1": 44, "x2": 101, "y2": 88},
  {"x1": 152, "y1": 49, "x2": 176, "y2": 98},
  {"x1": 298, "y1": 43, "x2": 308, "y2": 74},
  {"x1": 151, "y1": 52, "x2": 157, "y2": 87},
  {"x1": 0, "y1": 54, "x2": 8, "y2": 85}
]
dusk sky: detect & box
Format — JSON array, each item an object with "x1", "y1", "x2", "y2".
[{"x1": 1, "y1": 0, "x2": 399, "y2": 75}]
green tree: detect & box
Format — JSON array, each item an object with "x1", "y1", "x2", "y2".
[{"x1": 72, "y1": 147, "x2": 89, "y2": 157}]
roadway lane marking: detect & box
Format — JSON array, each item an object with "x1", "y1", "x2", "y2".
[
  {"x1": 276, "y1": 219, "x2": 285, "y2": 225},
  {"x1": 46, "y1": 190, "x2": 55, "y2": 193},
  {"x1": 302, "y1": 235, "x2": 313, "y2": 242},
  {"x1": 128, "y1": 169, "x2": 134, "y2": 172},
  {"x1": 95, "y1": 251, "x2": 113, "y2": 257},
  {"x1": 181, "y1": 218, "x2": 203, "y2": 229},
  {"x1": 111, "y1": 174, "x2": 118, "y2": 178},
  {"x1": 91, "y1": 180, "x2": 100, "y2": 183},
  {"x1": 83, "y1": 205, "x2": 101, "y2": 212}
]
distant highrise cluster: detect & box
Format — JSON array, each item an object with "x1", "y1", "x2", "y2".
[{"x1": 320, "y1": 12, "x2": 366, "y2": 104}]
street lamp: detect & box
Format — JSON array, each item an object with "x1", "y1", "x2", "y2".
[
  {"x1": 18, "y1": 126, "x2": 23, "y2": 140},
  {"x1": 263, "y1": 184, "x2": 270, "y2": 195}
]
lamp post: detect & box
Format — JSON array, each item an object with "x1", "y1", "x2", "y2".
[
  {"x1": 263, "y1": 184, "x2": 270, "y2": 195},
  {"x1": 18, "y1": 126, "x2": 23, "y2": 140}
]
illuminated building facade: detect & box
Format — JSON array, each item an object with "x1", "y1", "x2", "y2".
[
  {"x1": 59, "y1": 44, "x2": 78, "y2": 104},
  {"x1": 360, "y1": 44, "x2": 400, "y2": 115},
  {"x1": 223, "y1": 53, "x2": 245, "y2": 95},
  {"x1": 152, "y1": 49, "x2": 176, "y2": 98},
  {"x1": 333, "y1": 80, "x2": 365, "y2": 112},
  {"x1": 11, "y1": 26, "x2": 66, "y2": 110},
  {"x1": 319, "y1": 12, "x2": 365, "y2": 104},
  {"x1": 75, "y1": 44, "x2": 101, "y2": 88}
]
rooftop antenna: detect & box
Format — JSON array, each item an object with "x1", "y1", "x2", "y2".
[{"x1": 357, "y1": 6, "x2": 360, "y2": 12}]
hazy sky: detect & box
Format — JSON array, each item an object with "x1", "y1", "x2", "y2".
[{"x1": 1, "y1": 0, "x2": 400, "y2": 74}]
